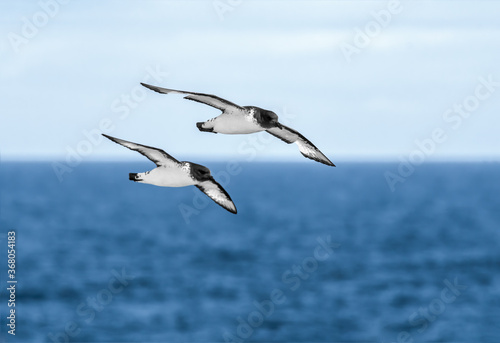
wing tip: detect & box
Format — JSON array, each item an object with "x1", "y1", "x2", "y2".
[
  {"x1": 320, "y1": 159, "x2": 336, "y2": 167},
  {"x1": 229, "y1": 204, "x2": 238, "y2": 214},
  {"x1": 196, "y1": 182, "x2": 238, "y2": 214},
  {"x1": 221, "y1": 192, "x2": 238, "y2": 214},
  {"x1": 301, "y1": 152, "x2": 336, "y2": 167},
  {"x1": 326, "y1": 159, "x2": 336, "y2": 167},
  {"x1": 102, "y1": 133, "x2": 118, "y2": 143},
  {"x1": 215, "y1": 195, "x2": 238, "y2": 214},
  {"x1": 227, "y1": 204, "x2": 238, "y2": 214},
  {"x1": 141, "y1": 82, "x2": 165, "y2": 93}
]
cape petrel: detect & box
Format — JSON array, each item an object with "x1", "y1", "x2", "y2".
[
  {"x1": 102, "y1": 134, "x2": 237, "y2": 214},
  {"x1": 140, "y1": 83, "x2": 334, "y2": 167}
]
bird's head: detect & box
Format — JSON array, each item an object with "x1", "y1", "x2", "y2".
[{"x1": 258, "y1": 109, "x2": 282, "y2": 129}]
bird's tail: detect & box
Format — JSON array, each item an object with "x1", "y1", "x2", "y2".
[
  {"x1": 196, "y1": 121, "x2": 215, "y2": 133},
  {"x1": 129, "y1": 173, "x2": 143, "y2": 182}
]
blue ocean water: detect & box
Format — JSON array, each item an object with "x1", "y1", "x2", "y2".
[{"x1": 1, "y1": 161, "x2": 499, "y2": 342}]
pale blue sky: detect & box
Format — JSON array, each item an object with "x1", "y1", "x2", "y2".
[{"x1": 1, "y1": 1, "x2": 500, "y2": 162}]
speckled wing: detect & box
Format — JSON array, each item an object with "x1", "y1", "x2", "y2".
[
  {"x1": 266, "y1": 125, "x2": 335, "y2": 167},
  {"x1": 102, "y1": 134, "x2": 180, "y2": 168},
  {"x1": 141, "y1": 83, "x2": 243, "y2": 112},
  {"x1": 196, "y1": 179, "x2": 237, "y2": 214}
]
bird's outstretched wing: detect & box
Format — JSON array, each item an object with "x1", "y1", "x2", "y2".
[
  {"x1": 102, "y1": 134, "x2": 180, "y2": 168},
  {"x1": 196, "y1": 179, "x2": 237, "y2": 214},
  {"x1": 141, "y1": 83, "x2": 243, "y2": 112},
  {"x1": 266, "y1": 125, "x2": 335, "y2": 167}
]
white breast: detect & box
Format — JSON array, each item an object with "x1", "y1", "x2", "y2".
[
  {"x1": 141, "y1": 166, "x2": 194, "y2": 187},
  {"x1": 212, "y1": 109, "x2": 264, "y2": 134}
]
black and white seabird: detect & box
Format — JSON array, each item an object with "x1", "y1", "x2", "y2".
[
  {"x1": 102, "y1": 134, "x2": 237, "y2": 214},
  {"x1": 140, "y1": 83, "x2": 335, "y2": 167}
]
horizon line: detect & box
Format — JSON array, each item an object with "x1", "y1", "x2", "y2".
[{"x1": 2, "y1": 155, "x2": 500, "y2": 164}]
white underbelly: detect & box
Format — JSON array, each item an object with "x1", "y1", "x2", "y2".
[
  {"x1": 213, "y1": 114, "x2": 263, "y2": 134},
  {"x1": 142, "y1": 167, "x2": 194, "y2": 187}
]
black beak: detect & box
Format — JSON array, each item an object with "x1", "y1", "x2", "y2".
[{"x1": 275, "y1": 122, "x2": 283, "y2": 129}]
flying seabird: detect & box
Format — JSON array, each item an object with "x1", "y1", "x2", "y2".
[
  {"x1": 102, "y1": 134, "x2": 237, "y2": 214},
  {"x1": 140, "y1": 83, "x2": 335, "y2": 167}
]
